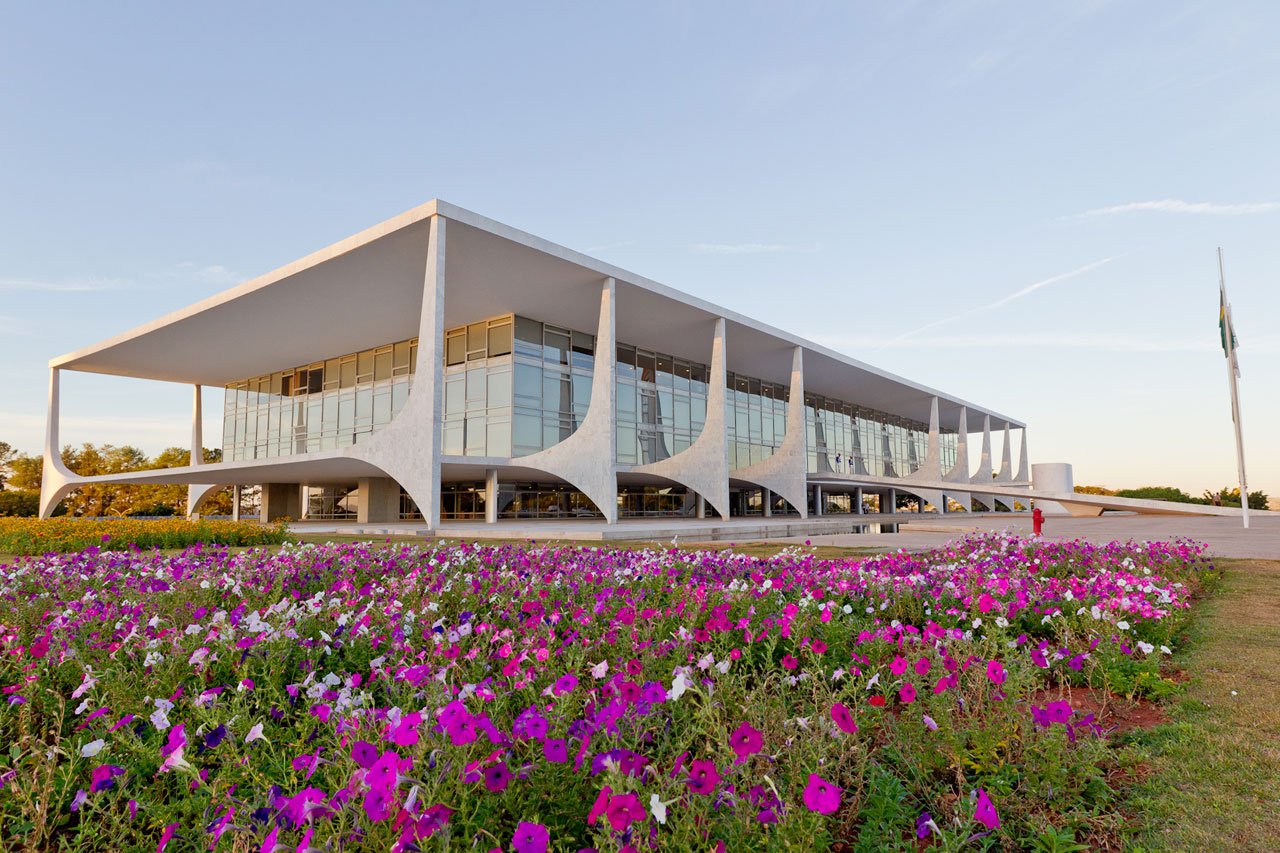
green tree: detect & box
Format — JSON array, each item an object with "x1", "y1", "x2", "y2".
[
  {"x1": 0, "y1": 440, "x2": 15, "y2": 489},
  {"x1": 6, "y1": 454, "x2": 44, "y2": 492},
  {"x1": 1114, "y1": 486, "x2": 1198, "y2": 504},
  {"x1": 1203, "y1": 487, "x2": 1269, "y2": 511}
]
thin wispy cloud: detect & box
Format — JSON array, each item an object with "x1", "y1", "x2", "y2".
[
  {"x1": 874, "y1": 257, "x2": 1116, "y2": 349},
  {"x1": 0, "y1": 276, "x2": 132, "y2": 292},
  {"x1": 1082, "y1": 199, "x2": 1280, "y2": 216},
  {"x1": 691, "y1": 242, "x2": 796, "y2": 255},
  {"x1": 175, "y1": 262, "x2": 240, "y2": 285},
  {"x1": 0, "y1": 315, "x2": 37, "y2": 337}
]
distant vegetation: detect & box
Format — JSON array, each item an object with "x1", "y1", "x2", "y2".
[
  {"x1": 0, "y1": 440, "x2": 233, "y2": 518},
  {"x1": 1076, "y1": 484, "x2": 1268, "y2": 510}
]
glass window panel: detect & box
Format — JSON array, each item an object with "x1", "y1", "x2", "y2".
[
  {"x1": 338, "y1": 397, "x2": 355, "y2": 433},
  {"x1": 488, "y1": 323, "x2": 513, "y2": 357},
  {"x1": 324, "y1": 359, "x2": 340, "y2": 390},
  {"x1": 450, "y1": 379, "x2": 471, "y2": 414},
  {"x1": 467, "y1": 322, "x2": 487, "y2": 356},
  {"x1": 358, "y1": 350, "x2": 375, "y2": 378},
  {"x1": 408, "y1": 342, "x2": 418, "y2": 373},
  {"x1": 356, "y1": 387, "x2": 373, "y2": 423},
  {"x1": 616, "y1": 345, "x2": 637, "y2": 378},
  {"x1": 442, "y1": 421, "x2": 464, "y2": 455},
  {"x1": 572, "y1": 374, "x2": 592, "y2": 411},
  {"x1": 391, "y1": 379, "x2": 409, "y2": 414},
  {"x1": 465, "y1": 415, "x2": 486, "y2": 454},
  {"x1": 487, "y1": 370, "x2": 512, "y2": 409},
  {"x1": 466, "y1": 368, "x2": 486, "y2": 409},
  {"x1": 373, "y1": 392, "x2": 391, "y2": 426},
  {"x1": 571, "y1": 330, "x2": 593, "y2": 356},
  {"x1": 513, "y1": 413, "x2": 542, "y2": 453},
  {"x1": 544, "y1": 330, "x2": 570, "y2": 365},
  {"x1": 675, "y1": 397, "x2": 690, "y2": 431},
  {"x1": 486, "y1": 419, "x2": 511, "y2": 457},
  {"x1": 374, "y1": 350, "x2": 393, "y2": 381},
  {"x1": 514, "y1": 317, "x2": 542, "y2": 356},
  {"x1": 636, "y1": 352, "x2": 656, "y2": 383},
  {"x1": 339, "y1": 360, "x2": 356, "y2": 388},
  {"x1": 616, "y1": 382, "x2": 637, "y2": 416},
  {"x1": 514, "y1": 362, "x2": 541, "y2": 406},
  {"x1": 393, "y1": 342, "x2": 411, "y2": 373}
]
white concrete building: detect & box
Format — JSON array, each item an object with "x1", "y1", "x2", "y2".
[{"x1": 40, "y1": 200, "x2": 1036, "y2": 528}]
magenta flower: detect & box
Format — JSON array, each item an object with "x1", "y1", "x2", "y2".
[
  {"x1": 899, "y1": 683, "x2": 917, "y2": 704},
  {"x1": 914, "y1": 656, "x2": 931, "y2": 676},
  {"x1": 974, "y1": 788, "x2": 1000, "y2": 829},
  {"x1": 605, "y1": 792, "x2": 646, "y2": 831},
  {"x1": 729, "y1": 723, "x2": 763, "y2": 761},
  {"x1": 351, "y1": 740, "x2": 378, "y2": 769},
  {"x1": 686, "y1": 758, "x2": 721, "y2": 795},
  {"x1": 512, "y1": 821, "x2": 549, "y2": 853},
  {"x1": 553, "y1": 673, "x2": 578, "y2": 696},
  {"x1": 587, "y1": 785, "x2": 612, "y2": 825},
  {"x1": 483, "y1": 762, "x2": 511, "y2": 792},
  {"x1": 890, "y1": 655, "x2": 908, "y2": 675},
  {"x1": 986, "y1": 660, "x2": 1006, "y2": 686},
  {"x1": 830, "y1": 702, "x2": 858, "y2": 735},
  {"x1": 156, "y1": 822, "x2": 179, "y2": 852},
  {"x1": 90, "y1": 764, "x2": 125, "y2": 792},
  {"x1": 803, "y1": 773, "x2": 842, "y2": 814},
  {"x1": 781, "y1": 654, "x2": 798, "y2": 670},
  {"x1": 543, "y1": 738, "x2": 569, "y2": 763},
  {"x1": 388, "y1": 711, "x2": 422, "y2": 746}
]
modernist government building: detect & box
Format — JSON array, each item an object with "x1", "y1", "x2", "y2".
[{"x1": 39, "y1": 201, "x2": 1034, "y2": 528}]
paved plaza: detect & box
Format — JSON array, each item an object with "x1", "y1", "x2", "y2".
[{"x1": 789, "y1": 513, "x2": 1280, "y2": 560}]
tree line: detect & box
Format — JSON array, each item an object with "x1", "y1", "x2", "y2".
[
  {"x1": 1074, "y1": 483, "x2": 1269, "y2": 510},
  {"x1": 0, "y1": 440, "x2": 233, "y2": 517}
]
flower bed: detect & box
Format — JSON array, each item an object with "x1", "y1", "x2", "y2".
[
  {"x1": 0, "y1": 534, "x2": 1210, "y2": 850},
  {"x1": 0, "y1": 518, "x2": 288, "y2": 556}
]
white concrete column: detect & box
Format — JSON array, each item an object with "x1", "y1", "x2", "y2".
[
  {"x1": 633, "y1": 317, "x2": 730, "y2": 520},
  {"x1": 813, "y1": 484, "x2": 823, "y2": 516},
  {"x1": 762, "y1": 488, "x2": 772, "y2": 517},
  {"x1": 695, "y1": 494, "x2": 706, "y2": 519},
  {"x1": 485, "y1": 468, "x2": 498, "y2": 524},
  {"x1": 888, "y1": 488, "x2": 897, "y2": 515},
  {"x1": 39, "y1": 368, "x2": 76, "y2": 519},
  {"x1": 734, "y1": 346, "x2": 809, "y2": 518},
  {"x1": 348, "y1": 214, "x2": 447, "y2": 529},
  {"x1": 854, "y1": 486, "x2": 863, "y2": 515},
  {"x1": 186, "y1": 384, "x2": 221, "y2": 518},
  {"x1": 191, "y1": 385, "x2": 203, "y2": 465},
  {"x1": 510, "y1": 278, "x2": 618, "y2": 522},
  {"x1": 232, "y1": 485, "x2": 242, "y2": 521},
  {"x1": 1015, "y1": 429, "x2": 1029, "y2": 483}
]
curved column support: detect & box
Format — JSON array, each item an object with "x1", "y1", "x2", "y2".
[
  {"x1": 510, "y1": 278, "x2": 618, "y2": 523},
  {"x1": 943, "y1": 406, "x2": 971, "y2": 484},
  {"x1": 734, "y1": 346, "x2": 808, "y2": 518},
  {"x1": 995, "y1": 424, "x2": 1014, "y2": 483},
  {"x1": 1015, "y1": 429, "x2": 1030, "y2": 484},
  {"x1": 969, "y1": 414, "x2": 997, "y2": 510},
  {"x1": 187, "y1": 483, "x2": 225, "y2": 518},
  {"x1": 634, "y1": 317, "x2": 729, "y2": 519},
  {"x1": 39, "y1": 368, "x2": 78, "y2": 518},
  {"x1": 349, "y1": 215, "x2": 447, "y2": 528},
  {"x1": 911, "y1": 397, "x2": 943, "y2": 481}
]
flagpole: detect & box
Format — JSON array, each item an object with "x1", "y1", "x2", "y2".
[{"x1": 1218, "y1": 248, "x2": 1249, "y2": 529}]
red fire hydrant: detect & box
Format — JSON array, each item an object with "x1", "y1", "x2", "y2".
[{"x1": 1032, "y1": 507, "x2": 1044, "y2": 537}]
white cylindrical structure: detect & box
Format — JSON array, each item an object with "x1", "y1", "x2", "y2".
[{"x1": 1031, "y1": 463, "x2": 1074, "y2": 493}]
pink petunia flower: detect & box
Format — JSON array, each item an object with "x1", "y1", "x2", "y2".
[{"x1": 803, "y1": 773, "x2": 842, "y2": 815}]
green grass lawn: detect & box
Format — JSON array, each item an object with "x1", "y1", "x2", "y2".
[{"x1": 1124, "y1": 557, "x2": 1280, "y2": 849}]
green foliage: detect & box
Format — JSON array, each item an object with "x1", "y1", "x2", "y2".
[
  {"x1": 0, "y1": 517, "x2": 288, "y2": 554},
  {"x1": 1073, "y1": 485, "x2": 1116, "y2": 496},
  {"x1": 1114, "y1": 486, "x2": 1197, "y2": 503},
  {"x1": 1202, "y1": 486, "x2": 1268, "y2": 510},
  {"x1": 0, "y1": 491, "x2": 40, "y2": 518}
]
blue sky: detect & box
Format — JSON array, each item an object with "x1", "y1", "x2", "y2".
[{"x1": 2, "y1": 2, "x2": 1277, "y2": 496}]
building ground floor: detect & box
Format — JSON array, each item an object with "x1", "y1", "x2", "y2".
[{"x1": 224, "y1": 466, "x2": 1024, "y2": 527}]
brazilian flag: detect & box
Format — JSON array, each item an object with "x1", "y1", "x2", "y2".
[{"x1": 1220, "y1": 290, "x2": 1240, "y2": 375}]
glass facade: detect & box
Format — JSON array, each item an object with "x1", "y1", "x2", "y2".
[
  {"x1": 220, "y1": 311, "x2": 963, "y2": 501},
  {"x1": 615, "y1": 345, "x2": 709, "y2": 465},
  {"x1": 223, "y1": 338, "x2": 417, "y2": 461},
  {"x1": 726, "y1": 372, "x2": 788, "y2": 470},
  {"x1": 804, "y1": 393, "x2": 957, "y2": 478}
]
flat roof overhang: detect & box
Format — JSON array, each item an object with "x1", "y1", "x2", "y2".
[{"x1": 50, "y1": 200, "x2": 1024, "y2": 432}]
